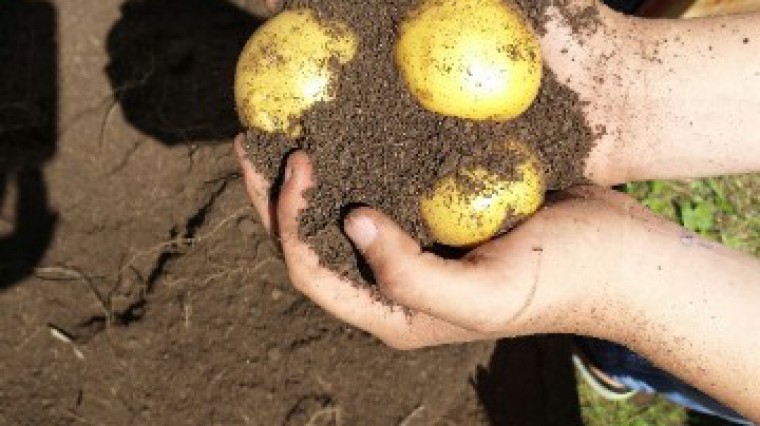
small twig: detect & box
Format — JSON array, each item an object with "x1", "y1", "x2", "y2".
[
  {"x1": 118, "y1": 207, "x2": 249, "y2": 276},
  {"x1": 399, "y1": 405, "x2": 426, "y2": 426},
  {"x1": 48, "y1": 324, "x2": 85, "y2": 360},
  {"x1": 305, "y1": 406, "x2": 342, "y2": 426}
]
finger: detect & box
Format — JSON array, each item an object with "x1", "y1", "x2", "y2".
[
  {"x1": 275, "y1": 151, "x2": 314, "y2": 243},
  {"x1": 234, "y1": 134, "x2": 274, "y2": 233},
  {"x1": 266, "y1": 0, "x2": 283, "y2": 14},
  {"x1": 249, "y1": 0, "x2": 283, "y2": 18},
  {"x1": 283, "y1": 236, "x2": 487, "y2": 349},
  {"x1": 273, "y1": 152, "x2": 483, "y2": 348},
  {"x1": 344, "y1": 208, "x2": 522, "y2": 333}
]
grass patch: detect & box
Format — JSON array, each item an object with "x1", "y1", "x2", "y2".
[{"x1": 579, "y1": 378, "x2": 687, "y2": 426}]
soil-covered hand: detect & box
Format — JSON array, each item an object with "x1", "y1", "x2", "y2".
[
  {"x1": 244, "y1": 0, "x2": 640, "y2": 185},
  {"x1": 540, "y1": 1, "x2": 760, "y2": 183},
  {"x1": 532, "y1": 1, "x2": 643, "y2": 185},
  {"x1": 235, "y1": 136, "x2": 637, "y2": 347},
  {"x1": 248, "y1": 0, "x2": 283, "y2": 18},
  {"x1": 245, "y1": 1, "x2": 760, "y2": 184}
]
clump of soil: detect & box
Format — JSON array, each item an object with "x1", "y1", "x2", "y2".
[{"x1": 245, "y1": 0, "x2": 597, "y2": 282}]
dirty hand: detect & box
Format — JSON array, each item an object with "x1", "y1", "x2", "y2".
[
  {"x1": 249, "y1": 0, "x2": 283, "y2": 18},
  {"x1": 235, "y1": 136, "x2": 646, "y2": 348},
  {"x1": 243, "y1": 0, "x2": 643, "y2": 186},
  {"x1": 535, "y1": 1, "x2": 647, "y2": 185}
]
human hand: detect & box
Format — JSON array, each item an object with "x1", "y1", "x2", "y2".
[
  {"x1": 535, "y1": 1, "x2": 647, "y2": 186},
  {"x1": 245, "y1": 0, "x2": 646, "y2": 185},
  {"x1": 235, "y1": 135, "x2": 654, "y2": 348},
  {"x1": 248, "y1": 0, "x2": 282, "y2": 18}
]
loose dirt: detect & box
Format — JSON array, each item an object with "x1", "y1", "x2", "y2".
[
  {"x1": 244, "y1": 0, "x2": 597, "y2": 282},
  {"x1": 0, "y1": 0, "x2": 583, "y2": 424}
]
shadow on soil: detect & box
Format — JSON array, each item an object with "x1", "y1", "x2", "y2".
[
  {"x1": 0, "y1": 0, "x2": 58, "y2": 291},
  {"x1": 105, "y1": 0, "x2": 262, "y2": 145},
  {"x1": 475, "y1": 335, "x2": 583, "y2": 426}
]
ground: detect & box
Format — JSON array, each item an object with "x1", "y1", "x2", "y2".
[
  {"x1": 0, "y1": 0, "x2": 756, "y2": 425},
  {"x1": 0, "y1": 1, "x2": 581, "y2": 424}
]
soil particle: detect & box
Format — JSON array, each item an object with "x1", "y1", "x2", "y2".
[{"x1": 513, "y1": 0, "x2": 602, "y2": 37}]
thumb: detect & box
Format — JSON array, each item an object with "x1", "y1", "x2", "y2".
[{"x1": 343, "y1": 208, "x2": 506, "y2": 332}]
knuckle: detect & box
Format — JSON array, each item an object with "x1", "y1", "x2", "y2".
[{"x1": 374, "y1": 263, "x2": 410, "y2": 298}]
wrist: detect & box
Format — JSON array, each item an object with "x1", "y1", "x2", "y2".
[
  {"x1": 570, "y1": 12, "x2": 658, "y2": 186},
  {"x1": 506, "y1": 189, "x2": 648, "y2": 337}
]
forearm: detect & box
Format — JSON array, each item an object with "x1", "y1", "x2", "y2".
[
  {"x1": 615, "y1": 13, "x2": 760, "y2": 182},
  {"x1": 587, "y1": 216, "x2": 760, "y2": 420}
]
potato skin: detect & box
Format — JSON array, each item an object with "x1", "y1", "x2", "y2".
[
  {"x1": 420, "y1": 142, "x2": 545, "y2": 247},
  {"x1": 234, "y1": 9, "x2": 357, "y2": 137},
  {"x1": 396, "y1": 0, "x2": 542, "y2": 121}
]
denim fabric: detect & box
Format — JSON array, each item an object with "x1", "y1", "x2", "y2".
[{"x1": 576, "y1": 337, "x2": 753, "y2": 425}]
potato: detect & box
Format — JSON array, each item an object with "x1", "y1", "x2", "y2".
[
  {"x1": 396, "y1": 0, "x2": 542, "y2": 121},
  {"x1": 420, "y1": 141, "x2": 545, "y2": 247},
  {"x1": 234, "y1": 9, "x2": 357, "y2": 137}
]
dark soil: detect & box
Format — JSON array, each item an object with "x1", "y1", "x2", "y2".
[
  {"x1": 244, "y1": 0, "x2": 597, "y2": 282},
  {"x1": 0, "y1": 0, "x2": 583, "y2": 424}
]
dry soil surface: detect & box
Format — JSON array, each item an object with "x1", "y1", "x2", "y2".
[{"x1": 0, "y1": 1, "x2": 581, "y2": 424}]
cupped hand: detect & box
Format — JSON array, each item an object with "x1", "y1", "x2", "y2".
[
  {"x1": 247, "y1": 0, "x2": 645, "y2": 186},
  {"x1": 235, "y1": 135, "x2": 652, "y2": 349},
  {"x1": 249, "y1": 0, "x2": 283, "y2": 18}
]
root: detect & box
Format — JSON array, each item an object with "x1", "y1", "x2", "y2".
[
  {"x1": 305, "y1": 406, "x2": 343, "y2": 426},
  {"x1": 35, "y1": 266, "x2": 114, "y2": 324},
  {"x1": 118, "y1": 206, "x2": 249, "y2": 278},
  {"x1": 399, "y1": 405, "x2": 426, "y2": 426}
]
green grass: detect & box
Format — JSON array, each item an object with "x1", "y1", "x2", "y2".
[
  {"x1": 579, "y1": 174, "x2": 760, "y2": 425},
  {"x1": 579, "y1": 380, "x2": 687, "y2": 426},
  {"x1": 624, "y1": 176, "x2": 760, "y2": 255}
]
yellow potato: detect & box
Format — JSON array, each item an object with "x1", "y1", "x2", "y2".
[
  {"x1": 420, "y1": 142, "x2": 545, "y2": 247},
  {"x1": 396, "y1": 0, "x2": 542, "y2": 121},
  {"x1": 234, "y1": 10, "x2": 357, "y2": 137}
]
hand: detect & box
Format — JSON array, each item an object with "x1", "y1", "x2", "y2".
[
  {"x1": 536, "y1": 1, "x2": 646, "y2": 185},
  {"x1": 248, "y1": 0, "x2": 282, "y2": 18},
  {"x1": 236, "y1": 136, "x2": 760, "y2": 419},
  {"x1": 244, "y1": 0, "x2": 644, "y2": 185},
  {"x1": 234, "y1": 135, "x2": 651, "y2": 348}
]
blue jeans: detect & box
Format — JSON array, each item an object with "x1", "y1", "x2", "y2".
[{"x1": 576, "y1": 337, "x2": 753, "y2": 425}]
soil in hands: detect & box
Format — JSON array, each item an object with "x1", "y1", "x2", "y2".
[{"x1": 245, "y1": 0, "x2": 598, "y2": 283}]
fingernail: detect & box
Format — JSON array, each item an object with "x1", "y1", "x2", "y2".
[{"x1": 345, "y1": 215, "x2": 378, "y2": 249}]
